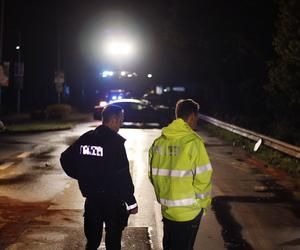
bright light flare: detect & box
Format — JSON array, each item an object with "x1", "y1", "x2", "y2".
[
  {"x1": 102, "y1": 71, "x2": 114, "y2": 77},
  {"x1": 80, "y1": 13, "x2": 148, "y2": 69},
  {"x1": 107, "y1": 42, "x2": 133, "y2": 56},
  {"x1": 99, "y1": 101, "x2": 108, "y2": 107},
  {"x1": 102, "y1": 36, "x2": 137, "y2": 61}
]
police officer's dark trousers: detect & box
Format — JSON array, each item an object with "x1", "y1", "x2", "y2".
[
  {"x1": 84, "y1": 194, "x2": 129, "y2": 250},
  {"x1": 162, "y1": 209, "x2": 203, "y2": 250}
]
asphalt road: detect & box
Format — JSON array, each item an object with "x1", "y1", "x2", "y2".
[{"x1": 0, "y1": 121, "x2": 300, "y2": 250}]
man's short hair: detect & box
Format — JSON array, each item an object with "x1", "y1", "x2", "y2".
[
  {"x1": 102, "y1": 105, "x2": 123, "y2": 123},
  {"x1": 175, "y1": 99, "x2": 200, "y2": 120}
]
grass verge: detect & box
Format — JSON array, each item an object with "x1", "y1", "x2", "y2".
[
  {"x1": 202, "y1": 121, "x2": 300, "y2": 179},
  {"x1": 0, "y1": 112, "x2": 92, "y2": 133},
  {"x1": 2, "y1": 121, "x2": 74, "y2": 133}
]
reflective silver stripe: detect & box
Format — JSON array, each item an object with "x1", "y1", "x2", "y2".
[
  {"x1": 195, "y1": 191, "x2": 211, "y2": 199},
  {"x1": 127, "y1": 203, "x2": 138, "y2": 210},
  {"x1": 160, "y1": 198, "x2": 196, "y2": 207},
  {"x1": 194, "y1": 164, "x2": 212, "y2": 175},
  {"x1": 151, "y1": 164, "x2": 212, "y2": 177},
  {"x1": 151, "y1": 168, "x2": 192, "y2": 177}
]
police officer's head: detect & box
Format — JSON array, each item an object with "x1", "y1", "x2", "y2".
[
  {"x1": 101, "y1": 105, "x2": 124, "y2": 132},
  {"x1": 175, "y1": 99, "x2": 200, "y2": 130}
]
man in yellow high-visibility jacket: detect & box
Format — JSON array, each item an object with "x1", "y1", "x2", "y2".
[{"x1": 149, "y1": 99, "x2": 213, "y2": 250}]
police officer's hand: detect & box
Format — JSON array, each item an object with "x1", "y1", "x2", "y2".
[{"x1": 129, "y1": 206, "x2": 138, "y2": 214}]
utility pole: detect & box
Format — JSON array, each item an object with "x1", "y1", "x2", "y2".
[
  {"x1": 57, "y1": 24, "x2": 61, "y2": 104},
  {"x1": 57, "y1": 24, "x2": 61, "y2": 70},
  {"x1": 54, "y1": 24, "x2": 64, "y2": 104},
  {"x1": 0, "y1": 0, "x2": 5, "y2": 114},
  {"x1": 16, "y1": 31, "x2": 21, "y2": 114}
]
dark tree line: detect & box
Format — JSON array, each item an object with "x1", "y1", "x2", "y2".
[
  {"x1": 161, "y1": 0, "x2": 299, "y2": 145},
  {"x1": 265, "y1": 0, "x2": 300, "y2": 144}
]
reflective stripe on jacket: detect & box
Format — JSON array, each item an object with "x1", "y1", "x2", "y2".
[{"x1": 149, "y1": 118, "x2": 213, "y2": 222}]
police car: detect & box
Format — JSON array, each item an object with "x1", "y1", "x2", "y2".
[{"x1": 93, "y1": 98, "x2": 173, "y2": 127}]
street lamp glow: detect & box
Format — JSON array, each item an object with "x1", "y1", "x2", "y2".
[
  {"x1": 102, "y1": 71, "x2": 114, "y2": 78},
  {"x1": 102, "y1": 36, "x2": 137, "y2": 61},
  {"x1": 16, "y1": 46, "x2": 20, "y2": 50},
  {"x1": 147, "y1": 74, "x2": 152, "y2": 78},
  {"x1": 120, "y1": 71, "x2": 126, "y2": 76},
  {"x1": 107, "y1": 41, "x2": 133, "y2": 56}
]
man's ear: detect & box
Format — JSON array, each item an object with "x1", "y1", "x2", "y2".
[
  {"x1": 186, "y1": 113, "x2": 193, "y2": 124},
  {"x1": 110, "y1": 116, "x2": 117, "y2": 126},
  {"x1": 186, "y1": 113, "x2": 197, "y2": 129}
]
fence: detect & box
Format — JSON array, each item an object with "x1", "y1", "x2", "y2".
[{"x1": 199, "y1": 114, "x2": 300, "y2": 159}]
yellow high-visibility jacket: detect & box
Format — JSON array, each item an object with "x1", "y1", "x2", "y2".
[{"x1": 149, "y1": 118, "x2": 213, "y2": 221}]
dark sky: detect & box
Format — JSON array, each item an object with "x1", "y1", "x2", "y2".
[{"x1": 1, "y1": 0, "x2": 277, "y2": 111}]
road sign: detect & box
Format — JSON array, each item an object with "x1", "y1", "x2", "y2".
[
  {"x1": 54, "y1": 70, "x2": 64, "y2": 84},
  {"x1": 0, "y1": 62, "x2": 9, "y2": 87},
  {"x1": 54, "y1": 70, "x2": 64, "y2": 93}
]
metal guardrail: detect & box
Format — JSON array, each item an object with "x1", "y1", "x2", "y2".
[{"x1": 199, "y1": 114, "x2": 300, "y2": 159}]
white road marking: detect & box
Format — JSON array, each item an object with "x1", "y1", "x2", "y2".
[
  {"x1": 0, "y1": 162, "x2": 15, "y2": 170},
  {"x1": 17, "y1": 151, "x2": 31, "y2": 159}
]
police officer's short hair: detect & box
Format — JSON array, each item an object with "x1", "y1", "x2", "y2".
[
  {"x1": 175, "y1": 99, "x2": 200, "y2": 119},
  {"x1": 102, "y1": 105, "x2": 123, "y2": 123}
]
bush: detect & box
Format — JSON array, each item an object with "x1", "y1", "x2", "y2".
[
  {"x1": 45, "y1": 104, "x2": 72, "y2": 119},
  {"x1": 0, "y1": 120, "x2": 5, "y2": 130}
]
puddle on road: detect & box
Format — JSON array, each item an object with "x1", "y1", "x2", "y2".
[
  {"x1": 0, "y1": 172, "x2": 35, "y2": 185},
  {"x1": 1, "y1": 199, "x2": 152, "y2": 250},
  {"x1": 212, "y1": 182, "x2": 300, "y2": 250},
  {"x1": 0, "y1": 139, "x2": 32, "y2": 145},
  {"x1": 30, "y1": 154, "x2": 52, "y2": 161},
  {"x1": 29, "y1": 145, "x2": 55, "y2": 159},
  {"x1": 0, "y1": 196, "x2": 51, "y2": 249},
  {"x1": 212, "y1": 196, "x2": 254, "y2": 250}
]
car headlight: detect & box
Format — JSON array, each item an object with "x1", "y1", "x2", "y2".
[{"x1": 99, "y1": 101, "x2": 108, "y2": 107}]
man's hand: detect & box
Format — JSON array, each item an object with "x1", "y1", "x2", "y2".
[{"x1": 129, "y1": 206, "x2": 138, "y2": 214}]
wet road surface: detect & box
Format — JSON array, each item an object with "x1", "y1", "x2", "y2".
[{"x1": 0, "y1": 121, "x2": 300, "y2": 249}]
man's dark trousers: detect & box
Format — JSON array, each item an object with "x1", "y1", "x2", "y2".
[
  {"x1": 84, "y1": 194, "x2": 129, "y2": 250},
  {"x1": 162, "y1": 209, "x2": 203, "y2": 250}
]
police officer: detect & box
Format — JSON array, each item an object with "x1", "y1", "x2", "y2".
[
  {"x1": 60, "y1": 105, "x2": 138, "y2": 250},
  {"x1": 149, "y1": 99, "x2": 212, "y2": 250}
]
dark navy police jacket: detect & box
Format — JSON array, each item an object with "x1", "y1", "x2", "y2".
[{"x1": 60, "y1": 125, "x2": 137, "y2": 208}]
